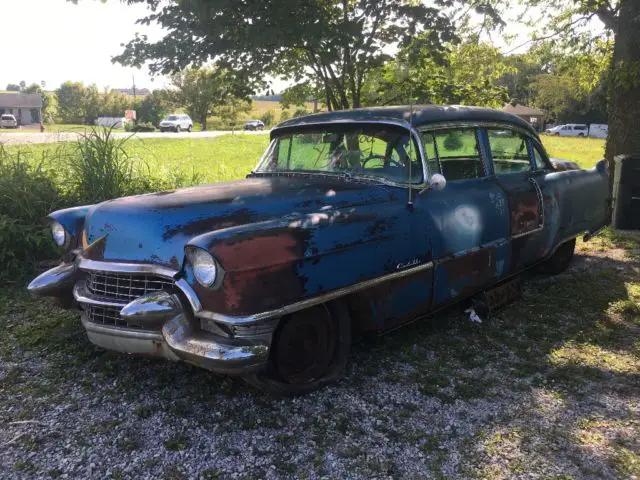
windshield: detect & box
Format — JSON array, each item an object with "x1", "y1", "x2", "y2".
[
  {"x1": 1, "y1": 115, "x2": 14, "y2": 120},
  {"x1": 255, "y1": 124, "x2": 423, "y2": 184},
  {"x1": 167, "y1": 115, "x2": 179, "y2": 121}
]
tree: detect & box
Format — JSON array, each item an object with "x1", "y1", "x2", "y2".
[
  {"x1": 280, "y1": 82, "x2": 320, "y2": 110},
  {"x1": 171, "y1": 67, "x2": 250, "y2": 131},
  {"x1": 135, "y1": 89, "x2": 175, "y2": 126},
  {"x1": 19, "y1": 80, "x2": 26, "y2": 91},
  {"x1": 55, "y1": 81, "x2": 101, "y2": 124},
  {"x1": 212, "y1": 98, "x2": 252, "y2": 132},
  {"x1": 5, "y1": 84, "x2": 20, "y2": 92},
  {"x1": 361, "y1": 40, "x2": 513, "y2": 108},
  {"x1": 112, "y1": 0, "x2": 455, "y2": 111},
  {"x1": 100, "y1": 88, "x2": 133, "y2": 117}
]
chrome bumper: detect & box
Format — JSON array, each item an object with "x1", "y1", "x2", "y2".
[{"x1": 29, "y1": 261, "x2": 271, "y2": 376}]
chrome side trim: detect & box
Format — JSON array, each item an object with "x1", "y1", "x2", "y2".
[
  {"x1": 196, "y1": 261, "x2": 435, "y2": 325},
  {"x1": 77, "y1": 258, "x2": 178, "y2": 279},
  {"x1": 73, "y1": 283, "x2": 127, "y2": 308},
  {"x1": 512, "y1": 226, "x2": 545, "y2": 239}
]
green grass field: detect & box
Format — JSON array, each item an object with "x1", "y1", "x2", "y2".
[{"x1": 4, "y1": 133, "x2": 605, "y2": 185}]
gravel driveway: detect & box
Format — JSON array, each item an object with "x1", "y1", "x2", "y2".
[
  {"x1": 0, "y1": 130, "x2": 269, "y2": 145},
  {"x1": 1, "y1": 234, "x2": 639, "y2": 479}
]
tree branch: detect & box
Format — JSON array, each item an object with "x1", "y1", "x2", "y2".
[{"x1": 502, "y1": 13, "x2": 597, "y2": 55}]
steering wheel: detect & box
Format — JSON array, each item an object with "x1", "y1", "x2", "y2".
[{"x1": 362, "y1": 154, "x2": 403, "y2": 168}]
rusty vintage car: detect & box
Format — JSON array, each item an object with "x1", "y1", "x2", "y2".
[{"x1": 28, "y1": 106, "x2": 611, "y2": 394}]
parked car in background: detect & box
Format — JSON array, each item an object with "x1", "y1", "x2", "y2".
[
  {"x1": 545, "y1": 124, "x2": 588, "y2": 137},
  {"x1": 244, "y1": 119, "x2": 265, "y2": 131},
  {"x1": 28, "y1": 106, "x2": 611, "y2": 395},
  {"x1": 159, "y1": 114, "x2": 193, "y2": 133},
  {"x1": 0, "y1": 113, "x2": 18, "y2": 128}
]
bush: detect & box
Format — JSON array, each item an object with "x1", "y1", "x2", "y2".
[
  {"x1": 0, "y1": 147, "x2": 68, "y2": 282},
  {"x1": 293, "y1": 107, "x2": 309, "y2": 118}
]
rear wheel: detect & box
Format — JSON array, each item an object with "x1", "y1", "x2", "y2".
[
  {"x1": 175, "y1": 125, "x2": 181, "y2": 133},
  {"x1": 244, "y1": 302, "x2": 351, "y2": 396},
  {"x1": 539, "y1": 239, "x2": 576, "y2": 275},
  {"x1": 187, "y1": 125, "x2": 192, "y2": 133}
]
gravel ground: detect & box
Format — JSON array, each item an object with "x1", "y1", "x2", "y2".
[{"x1": 1, "y1": 233, "x2": 639, "y2": 479}]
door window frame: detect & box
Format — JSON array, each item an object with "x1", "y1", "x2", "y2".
[{"x1": 418, "y1": 125, "x2": 489, "y2": 182}]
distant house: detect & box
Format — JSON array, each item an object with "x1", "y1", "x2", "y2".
[
  {"x1": 0, "y1": 93, "x2": 43, "y2": 125},
  {"x1": 502, "y1": 103, "x2": 545, "y2": 130}
]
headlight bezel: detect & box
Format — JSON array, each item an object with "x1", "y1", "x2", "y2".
[
  {"x1": 186, "y1": 247, "x2": 219, "y2": 287},
  {"x1": 51, "y1": 221, "x2": 68, "y2": 248}
]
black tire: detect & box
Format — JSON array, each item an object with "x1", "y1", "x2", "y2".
[
  {"x1": 187, "y1": 125, "x2": 192, "y2": 133},
  {"x1": 244, "y1": 302, "x2": 351, "y2": 396},
  {"x1": 555, "y1": 132, "x2": 560, "y2": 136},
  {"x1": 175, "y1": 125, "x2": 181, "y2": 133},
  {"x1": 578, "y1": 133, "x2": 584, "y2": 137},
  {"x1": 539, "y1": 239, "x2": 576, "y2": 275}
]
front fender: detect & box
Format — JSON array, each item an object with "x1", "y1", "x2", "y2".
[{"x1": 184, "y1": 204, "x2": 419, "y2": 316}]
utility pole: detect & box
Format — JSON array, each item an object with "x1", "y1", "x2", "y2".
[{"x1": 132, "y1": 74, "x2": 136, "y2": 99}]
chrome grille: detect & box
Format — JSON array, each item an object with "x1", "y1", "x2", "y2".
[
  {"x1": 86, "y1": 271, "x2": 174, "y2": 302},
  {"x1": 86, "y1": 305, "x2": 133, "y2": 329}
]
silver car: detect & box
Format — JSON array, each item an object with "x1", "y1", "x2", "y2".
[
  {"x1": 0, "y1": 114, "x2": 18, "y2": 128},
  {"x1": 159, "y1": 114, "x2": 193, "y2": 133}
]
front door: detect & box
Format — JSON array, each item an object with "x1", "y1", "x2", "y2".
[
  {"x1": 485, "y1": 128, "x2": 545, "y2": 273},
  {"x1": 417, "y1": 127, "x2": 511, "y2": 306}
]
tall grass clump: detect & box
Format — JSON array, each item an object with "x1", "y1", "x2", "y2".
[
  {"x1": 65, "y1": 127, "x2": 201, "y2": 204},
  {"x1": 0, "y1": 146, "x2": 67, "y2": 282}
]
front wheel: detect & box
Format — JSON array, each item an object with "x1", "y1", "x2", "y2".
[
  {"x1": 244, "y1": 302, "x2": 351, "y2": 396},
  {"x1": 539, "y1": 239, "x2": 576, "y2": 275},
  {"x1": 175, "y1": 125, "x2": 181, "y2": 133}
]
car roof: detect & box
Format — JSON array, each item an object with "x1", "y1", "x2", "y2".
[{"x1": 273, "y1": 105, "x2": 538, "y2": 137}]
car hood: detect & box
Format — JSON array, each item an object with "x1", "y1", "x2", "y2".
[{"x1": 81, "y1": 175, "x2": 396, "y2": 269}]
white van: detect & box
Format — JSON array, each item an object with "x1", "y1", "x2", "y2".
[{"x1": 545, "y1": 124, "x2": 589, "y2": 137}]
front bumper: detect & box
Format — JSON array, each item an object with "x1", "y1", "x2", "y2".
[{"x1": 28, "y1": 260, "x2": 271, "y2": 376}]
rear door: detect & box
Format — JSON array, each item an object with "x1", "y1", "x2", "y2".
[{"x1": 485, "y1": 127, "x2": 546, "y2": 274}]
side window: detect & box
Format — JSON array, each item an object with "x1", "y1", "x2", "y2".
[
  {"x1": 487, "y1": 128, "x2": 533, "y2": 175},
  {"x1": 422, "y1": 128, "x2": 484, "y2": 181}
]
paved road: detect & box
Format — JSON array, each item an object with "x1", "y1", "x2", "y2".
[{"x1": 0, "y1": 129, "x2": 270, "y2": 145}]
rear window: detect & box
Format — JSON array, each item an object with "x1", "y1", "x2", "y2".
[{"x1": 574, "y1": 125, "x2": 587, "y2": 131}]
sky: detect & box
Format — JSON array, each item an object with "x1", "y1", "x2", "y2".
[{"x1": 1, "y1": 0, "x2": 171, "y2": 91}]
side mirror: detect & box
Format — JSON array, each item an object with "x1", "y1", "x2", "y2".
[{"x1": 429, "y1": 173, "x2": 446, "y2": 191}]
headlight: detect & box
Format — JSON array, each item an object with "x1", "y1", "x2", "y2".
[
  {"x1": 186, "y1": 247, "x2": 218, "y2": 287},
  {"x1": 51, "y1": 222, "x2": 67, "y2": 247}
]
